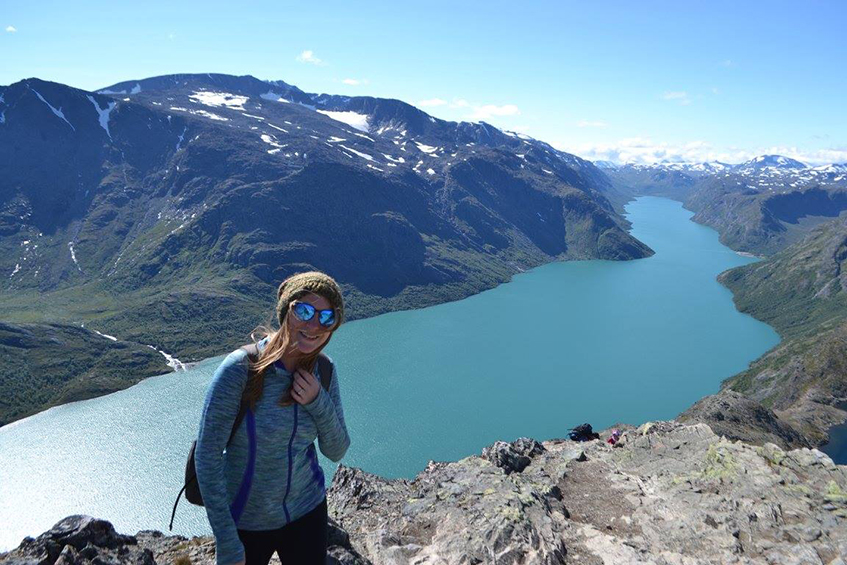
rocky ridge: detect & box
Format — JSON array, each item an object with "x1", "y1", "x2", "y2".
[{"x1": 3, "y1": 422, "x2": 846, "y2": 564}]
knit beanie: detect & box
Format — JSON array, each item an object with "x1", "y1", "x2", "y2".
[{"x1": 276, "y1": 271, "x2": 345, "y2": 328}]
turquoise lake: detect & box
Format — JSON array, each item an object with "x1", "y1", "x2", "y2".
[{"x1": 0, "y1": 196, "x2": 781, "y2": 550}]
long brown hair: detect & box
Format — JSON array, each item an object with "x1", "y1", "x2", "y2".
[{"x1": 243, "y1": 292, "x2": 337, "y2": 409}]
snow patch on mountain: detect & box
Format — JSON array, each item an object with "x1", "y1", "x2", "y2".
[
  {"x1": 189, "y1": 91, "x2": 248, "y2": 111},
  {"x1": 504, "y1": 130, "x2": 533, "y2": 141},
  {"x1": 415, "y1": 142, "x2": 438, "y2": 154},
  {"x1": 30, "y1": 88, "x2": 76, "y2": 131},
  {"x1": 91, "y1": 328, "x2": 118, "y2": 341},
  {"x1": 260, "y1": 91, "x2": 289, "y2": 103},
  {"x1": 317, "y1": 110, "x2": 369, "y2": 132},
  {"x1": 86, "y1": 95, "x2": 116, "y2": 140},
  {"x1": 260, "y1": 134, "x2": 286, "y2": 154},
  {"x1": 338, "y1": 144, "x2": 374, "y2": 161},
  {"x1": 169, "y1": 107, "x2": 228, "y2": 122}
]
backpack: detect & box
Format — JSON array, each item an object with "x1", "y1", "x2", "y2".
[
  {"x1": 568, "y1": 423, "x2": 600, "y2": 442},
  {"x1": 168, "y1": 344, "x2": 334, "y2": 530}
]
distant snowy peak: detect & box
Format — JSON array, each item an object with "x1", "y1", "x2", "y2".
[
  {"x1": 609, "y1": 155, "x2": 846, "y2": 191},
  {"x1": 626, "y1": 161, "x2": 730, "y2": 174},
  {"x1": 693, "y1": 161, "x2": 732, "y2": 173},
  {"x1": 738, "y1": 154, "x2": 807, "y2": 172},
  {"x1": 615, "y1": 156, "x2": 815, "y2": 176},
  {"x1": 594, "y1": 160, "x2": 619, "y2": 170},
  {"x1": 812, "y1": 163, "x2": 847, "y2": 174}
]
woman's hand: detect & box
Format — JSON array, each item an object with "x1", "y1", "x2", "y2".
[{"x1": 292, "y1": 368, "x2": 320, "y2": 405}]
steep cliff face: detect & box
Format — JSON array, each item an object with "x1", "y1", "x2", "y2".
[{"x1": 3, "y1": 423, "x2": 845, "y2": 565}]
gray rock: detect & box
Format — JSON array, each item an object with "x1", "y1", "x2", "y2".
[
  {"x1": 480, "y1": 437, "x2": 547, "y2": 475},
  {"x1": 0, "y1": 516, "x2": 149, "y2": 565},
  {"x1": 679, "y1": 390, "x2": 812, "y2": 449},
  {"x1": 3, "y1": 423, "x2": 846, "y2": 564},
  {"x1": 481, "y1": 441, "x2": 532, "y2": 474}
]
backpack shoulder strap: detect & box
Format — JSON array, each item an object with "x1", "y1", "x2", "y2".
[
  {"x1": 241, "y1": 343, "x2": 260, "y2": 361},
  {"x1": 316, "y1": 353, "x2": 334, "y2": 392},
  {"x1": 228, "y1": 344, "x2": 261, "y2": 444}
]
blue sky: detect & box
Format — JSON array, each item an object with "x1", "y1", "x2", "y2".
[{"x1": 2, "y1": 0, "x2": 845, "y2": 164}]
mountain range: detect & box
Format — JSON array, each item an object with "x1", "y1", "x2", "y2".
[
  {"x1": 603, "y1": 157, "x2": 847, "y2": 255},
  {"x1": 0, "y1": 73, "x2": 651, "y2": 424}
]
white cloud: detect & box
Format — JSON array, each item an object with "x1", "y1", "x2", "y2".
[
  {"x1": 662, "y1": 91, "x2": 691, "y2": 105},
  {"x1": 552, "y1": 137, "x2": 847, "y2": 166},
  {"x1": 577, "y1": 120, "x2": 607, "y2": 128},
  {"x1": 167, "y1": 32, "x2": 176, "y2": 41},
  {"x1": 467, "y1": 103, "x2": 520, "y2": 120},
  {"x1": 296, "y1": 50, "x2": 326, "y2": 66},
  {"x1": 711, "y1": 87, "x2": 720, "y2": 95},
  {"x1": 342, "y1": 78, "x2": 368, "y2": 86},
  {"x1": 416, "y1": 97, "x2": 519, "y2": 122},
  {"x1": 720, "y1": 59, "x2": 736, "y2": 67},
  {"x1": 418, "y1": 98, "x2": 447, "y2": 107},
  {"x1": 5, "y1": 25, "x2": 16, "y2": 33}
]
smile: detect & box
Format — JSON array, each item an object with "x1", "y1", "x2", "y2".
[{"x1": 299, "y1": 330, "x2": 321, "y2": 341}]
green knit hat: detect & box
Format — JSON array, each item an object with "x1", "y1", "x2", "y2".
[{"x1": 276, "y1": 271, "x2": 345, "y2": 328}]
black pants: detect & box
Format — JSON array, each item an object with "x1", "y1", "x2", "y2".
[{"x1": 237, "y1": 499, "x2": 328, "y2": 565}]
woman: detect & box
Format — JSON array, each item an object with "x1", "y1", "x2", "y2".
[{"x1": 195, "y1": 271, "x2": 350, "y2": 565}]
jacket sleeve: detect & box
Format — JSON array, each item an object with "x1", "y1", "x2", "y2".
[
  {"x1": 195, "y1": 351, "x2": 249, "y2": 565},
  {"x1": 302, "y1": 362, "x2": 350, "y2": 462}
]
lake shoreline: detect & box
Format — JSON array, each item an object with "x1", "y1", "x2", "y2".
[
  {"x1": 0, "y1": 196, "x2": 789, "y2": 442},
  {"x1": 4, "y1": 195, "x2": 840, "y2": 470}
]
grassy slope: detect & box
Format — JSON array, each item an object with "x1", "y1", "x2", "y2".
[
  {"x1": 0, "y1": 322, "x2": 169, "y2": 426},
  {"x1": 718, "y1": 218, "x2": 847, "y2": 439}
]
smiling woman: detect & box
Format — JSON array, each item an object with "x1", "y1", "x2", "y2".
[{"x1": 194, "y1": 271, "x2": 350, "y2": 565}]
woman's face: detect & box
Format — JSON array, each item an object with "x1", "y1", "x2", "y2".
[{"x1": 286, "y1": 293, "x2": 336, "y2": 355}]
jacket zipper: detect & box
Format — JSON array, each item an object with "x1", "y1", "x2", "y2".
[{"x1": 282, "y1": 403, "x2": 298, "y2": 522}]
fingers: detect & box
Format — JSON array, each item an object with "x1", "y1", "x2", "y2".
[
  {"x1": 294, "y1": 369, "x2": 318, "y2": 387},
  {"x1": 291, "y1": 368, "x2": 319, "y2": 404}
]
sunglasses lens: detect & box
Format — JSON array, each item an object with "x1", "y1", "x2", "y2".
[
  {"x1": 319, "y1": 309, "x2": 336, "y2": 327},
  {"x1": 293, "y1": 302, "x2": 315, "y2": 322}
]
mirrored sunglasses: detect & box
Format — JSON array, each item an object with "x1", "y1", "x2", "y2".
[{"x1": 291, "y1": 301, "x2": 337, "y2": 328}]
